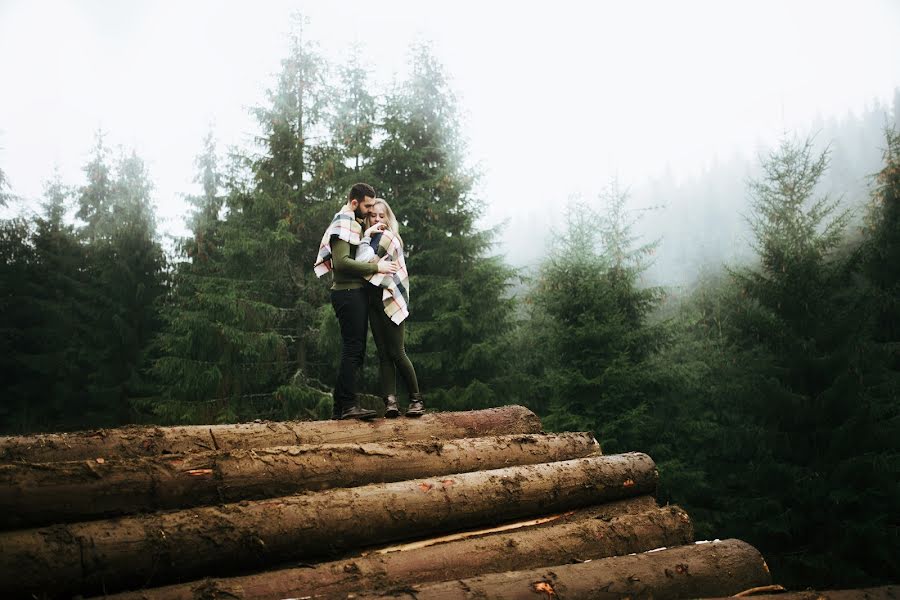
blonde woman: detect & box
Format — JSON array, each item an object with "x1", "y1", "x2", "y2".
[{"x1": 358, "y1": 198, "x2": 423, "y2": 417}]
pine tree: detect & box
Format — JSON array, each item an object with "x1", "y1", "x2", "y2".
[
  {"x1": 0, "y1": 216, "x2": 41, "y2": 431},
  {"x1": 371, "y1": 43, "x2": 517, "y2": 401},
  {"x1": 75, "y1": 131, "x2": 114, "y2": 242},
  {"x1": 717, "y1": 135, "x2": 899, "y2": 587},
  {"x1": 0, "y1": 173, "x2": 93, "y2": 432},
  {"x1": 243, "y1": 12, "x2": 337, "y2": 411},
  {"x1": 526, "y1": 183, "x2": 665, "y2": 450},
  {"x1": 863, "y1": 126, "x2": 900, "y2": 348},
  {"x1": 329, "y1": 44, "x2": 377, "y2": 185},
  {"x1": 151, "y1": 17, "x2": 338, "y2": 423},
  {"x1": 28, "y1": 173, "x2": 93, "y2": 426},
  {"x1": 83, "y1": 150, "x2": 167, "y2": 423},
  {"x1": 151, "y1": 131, "x2": 296, "y2": 423},
  {"x1": 835, "y1": 126, "x2": 900, "y2": 585}
]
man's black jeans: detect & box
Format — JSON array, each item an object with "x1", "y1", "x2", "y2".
[{"x1": 331, "y1": 288, "x2": 368, "y2": 415}]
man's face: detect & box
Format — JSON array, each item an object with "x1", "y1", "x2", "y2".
[{"x1": 354, "y1": 196, "x2": 375, "y2": 220}]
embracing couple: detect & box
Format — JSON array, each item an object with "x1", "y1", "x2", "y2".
[{"x1": 313, "y1": 183, "x2": 424, "y2": 421}]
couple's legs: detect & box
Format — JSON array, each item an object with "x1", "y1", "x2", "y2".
[
  {"x1": 369, "y1": 296, "x2": 419, "y2": 398},
  {"x1": 331, "y1": 288, "x2": 372, "y2": 419}
]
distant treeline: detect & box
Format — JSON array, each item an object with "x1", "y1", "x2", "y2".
[
  {"x1": 0, "y1": 20, "x2": 898, "y2": 591},
  {"x1": 630, "y1": 92, "x2": 899, "y2": 286}
]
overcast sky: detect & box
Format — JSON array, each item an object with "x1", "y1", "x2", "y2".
[{"x1": 1, "y1": 0, "x2": 899, "y2": 258}]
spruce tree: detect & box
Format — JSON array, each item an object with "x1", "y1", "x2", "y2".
[
  {"x1": 0, "y1": 173, "x2": 93, "y2": 432},
  {"x1": 0, "y1": 216, "x2": 41, "y2": 431},
  {"x1": 526, "y1": 183, "x2": 665, "y2": 449},
  {"x1": 720, "y1": 135, "x2": 896, "y2": 587},
  {"x1": 243, "y1": 12, "x2": 336, "y2": 412},
  {"x1": 329, "y1": 44, "x2": 377, "y2": 186},
  {"x1": 83, "y1": 150, "x2": 166, "y2": 424},
  {"x1": 28, "y1": 173, "x2": 92, "y2": 427},
  {"x1": 151, "y1": 131, "x2": 298, "y2": 423},
  {"x1": 863, "y1": 127, "x2": 900, "y2": 350},
  {"x1": 371, "y1": 43, "x2": 516, "y2": 401},
  {"x1": 76, "y1": 132, "x2": 114, "y2": 242},
  {"x1": 151, "y1": 16, "x2": 338, "y2": 423}
]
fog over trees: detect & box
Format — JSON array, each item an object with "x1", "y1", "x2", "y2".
[{"x1": 1, "y1": 15, "x2": 898, "y2": 591}]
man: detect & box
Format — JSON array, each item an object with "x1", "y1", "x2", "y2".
[{"x1": 314, "y1": 183, "x2": 398, "y2": 420}]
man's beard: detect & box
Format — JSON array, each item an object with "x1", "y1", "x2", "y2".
[{"x1": 354, "y1": 206, "x2": 367, "y2": 220}]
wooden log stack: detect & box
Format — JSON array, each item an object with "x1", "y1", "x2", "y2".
[{"x1": 0, "y1": 405, "x2": 796, "y2": 599}]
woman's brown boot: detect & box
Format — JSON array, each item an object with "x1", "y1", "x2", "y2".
[
  {"x1": 405, "y1": 393, "x2": 425, "y2": 417},
  {"x1": 383, "y1": 395, "x2": 400, "y2": 418}
]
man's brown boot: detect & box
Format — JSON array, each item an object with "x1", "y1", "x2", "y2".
[
  {"x1": 405, "y1": 393, "x2": 425, "y2": 417},
  {"x1": 341, "y1": 405, "x2": 377, "y2": 420},
  {"x1": 383, "y1": 395, "x2": 400, "y2": 418}
]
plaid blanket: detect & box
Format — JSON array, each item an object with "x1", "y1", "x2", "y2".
[
  {"x1": 313, "y1": 210, "x2": 363, "y2": 277},
  {"x1": 365, "y1": 229, "x2": 410, "y2": 325}
]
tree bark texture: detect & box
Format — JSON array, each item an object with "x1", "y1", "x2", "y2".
[
  {"x1": 0, "y1": 433, "x2": 600, "y2": 529},
  {"x1": 103, "y1": 503, "x2": 690, "y2": 600},
  {"x1": 0, "y1": 406, "x2": 543, "y2": 463},
  {"x1": 355, "y1": 538, "x2": 771, "y2": 600},
  {"x1": 0, "y1": 453, "x2": 656, "y2": 598}
]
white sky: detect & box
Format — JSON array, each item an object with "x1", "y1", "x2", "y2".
[{"x1": 1, "y1": 0, "x2": 899, "y2": 257}]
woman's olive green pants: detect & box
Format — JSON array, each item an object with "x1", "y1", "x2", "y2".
[{"x1": 368, "y1": 289, "x2": 420, "y2": 397}]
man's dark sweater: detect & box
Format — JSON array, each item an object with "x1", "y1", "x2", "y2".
[{"x1": 330, "y1": 237, "x2": 378, "y2": 290}]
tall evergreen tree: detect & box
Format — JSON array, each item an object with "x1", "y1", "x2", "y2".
[
  {"x1": 0, "y1": 216, "x2": 42, "y2": 431},
  {"x1": 371, "y1": 43, "x2": 516, "y2": 401},
  {"x1": 243, "y1": 12, "x2": 337, "y2": 407},
  {"x1": 525, "y1": 184, "x2": 666, "y2": 449},
  {"x1": 151, "y1": 17, "x2": 339, "y2": 423},
  {"x1": 863, "y1": 126, "x2": 900, "y2": 352},
  {"x1": 0, "y1": 173, "x2": 92, "y2": 432},
  {"x1": 329, "y1": 44, "x2": 377, "y2": 186},
  {"x1": 83, "y1": 150, "x2": 167, "y2": 423},
  {"x1": 717, "y1": 135, "x2": 897, "y2": 587},
  {"x1": 75, "y1": 131, "x2": 114, "y2": 242},
  {"x1": 151, "y1": 130, "x2": 297, "y2": 423},
  {"x1": 28, "y1": 173, "x2": 92, "y2": 425}
]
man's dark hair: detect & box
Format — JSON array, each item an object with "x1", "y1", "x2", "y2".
[{"x1": 348, "y1": 183, "x2": 376, "y2": 202}]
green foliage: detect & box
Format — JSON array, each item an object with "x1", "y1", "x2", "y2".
[
  {"x1": 0, "y1": 147, "x2": 166, "y2": 432},
  {"x1": 371, "y1": 43, "x2": 517, "y2": 395},
  {"x1": 86, "y1": 150, "x2": 167, "y2": 419},
  {"x1": 75, "y1": 132, "x2": 115, "y2": 242},
  {"x1": 329, "y1": 44, "x2": 377, "y2": 186},
  {"x1": 653, "y1": 134, "x2": 900, "y2": 588},
  {"x1": 519, "y1": 183, "x2": 666, "y2": 453},
  {"x1": 149, "y1": 16, "x2": 341, "y2": 423},
  {"x1": 150, "y1": 125, "x2": 299, "y2": 423},
  {"x1": 862, "y1": 127, "x2": 900, "y2": 347}
]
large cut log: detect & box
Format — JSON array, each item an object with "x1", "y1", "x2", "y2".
[
  {"x1": 0, "y1": 405, "x2": 542, "y2": 463},
  {"x1": 0, "y1": 453, "x2": 657, "y2": 598},
  {"x1": 355, "y1": 538, "x2": 771, "y2": 600},
  {"x1": 0, "y1": 433, "x2": 600, "y2": 529},
  {"x1": 103, "y1": 503, "x2": 690, "y2": 600}
]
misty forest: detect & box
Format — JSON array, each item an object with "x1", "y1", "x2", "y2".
[{"x1": 1, "y1": 22, "x2": 898, "y2": 591}]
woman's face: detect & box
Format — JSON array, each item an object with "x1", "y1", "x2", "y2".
[{"x1": 369, "y1": 205, "x2": 387, "y2": 228}]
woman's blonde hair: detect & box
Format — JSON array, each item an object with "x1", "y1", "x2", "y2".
[{"x1": 372, "y1": 198, "x2": 400, "y2": 238}]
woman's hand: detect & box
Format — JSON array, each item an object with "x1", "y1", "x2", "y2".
[
  {"x1": 376, "y1": 257, "x2": 399, "y2": 274},
  {"x1": 364, "y1": 223, "x2": 386, "y2": 238}
]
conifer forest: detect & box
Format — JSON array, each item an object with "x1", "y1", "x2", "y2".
[{"x1": 1, "y1": 17, "x2": 898, "y2": 592}]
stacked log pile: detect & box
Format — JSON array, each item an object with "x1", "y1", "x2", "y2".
[{"x1": 0, "y1": 405, "x2": 780, "y2": 599}]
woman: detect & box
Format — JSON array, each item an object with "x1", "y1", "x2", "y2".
[{"x1": 358, "y1": 198, "x2": 424, "y2": 418}]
